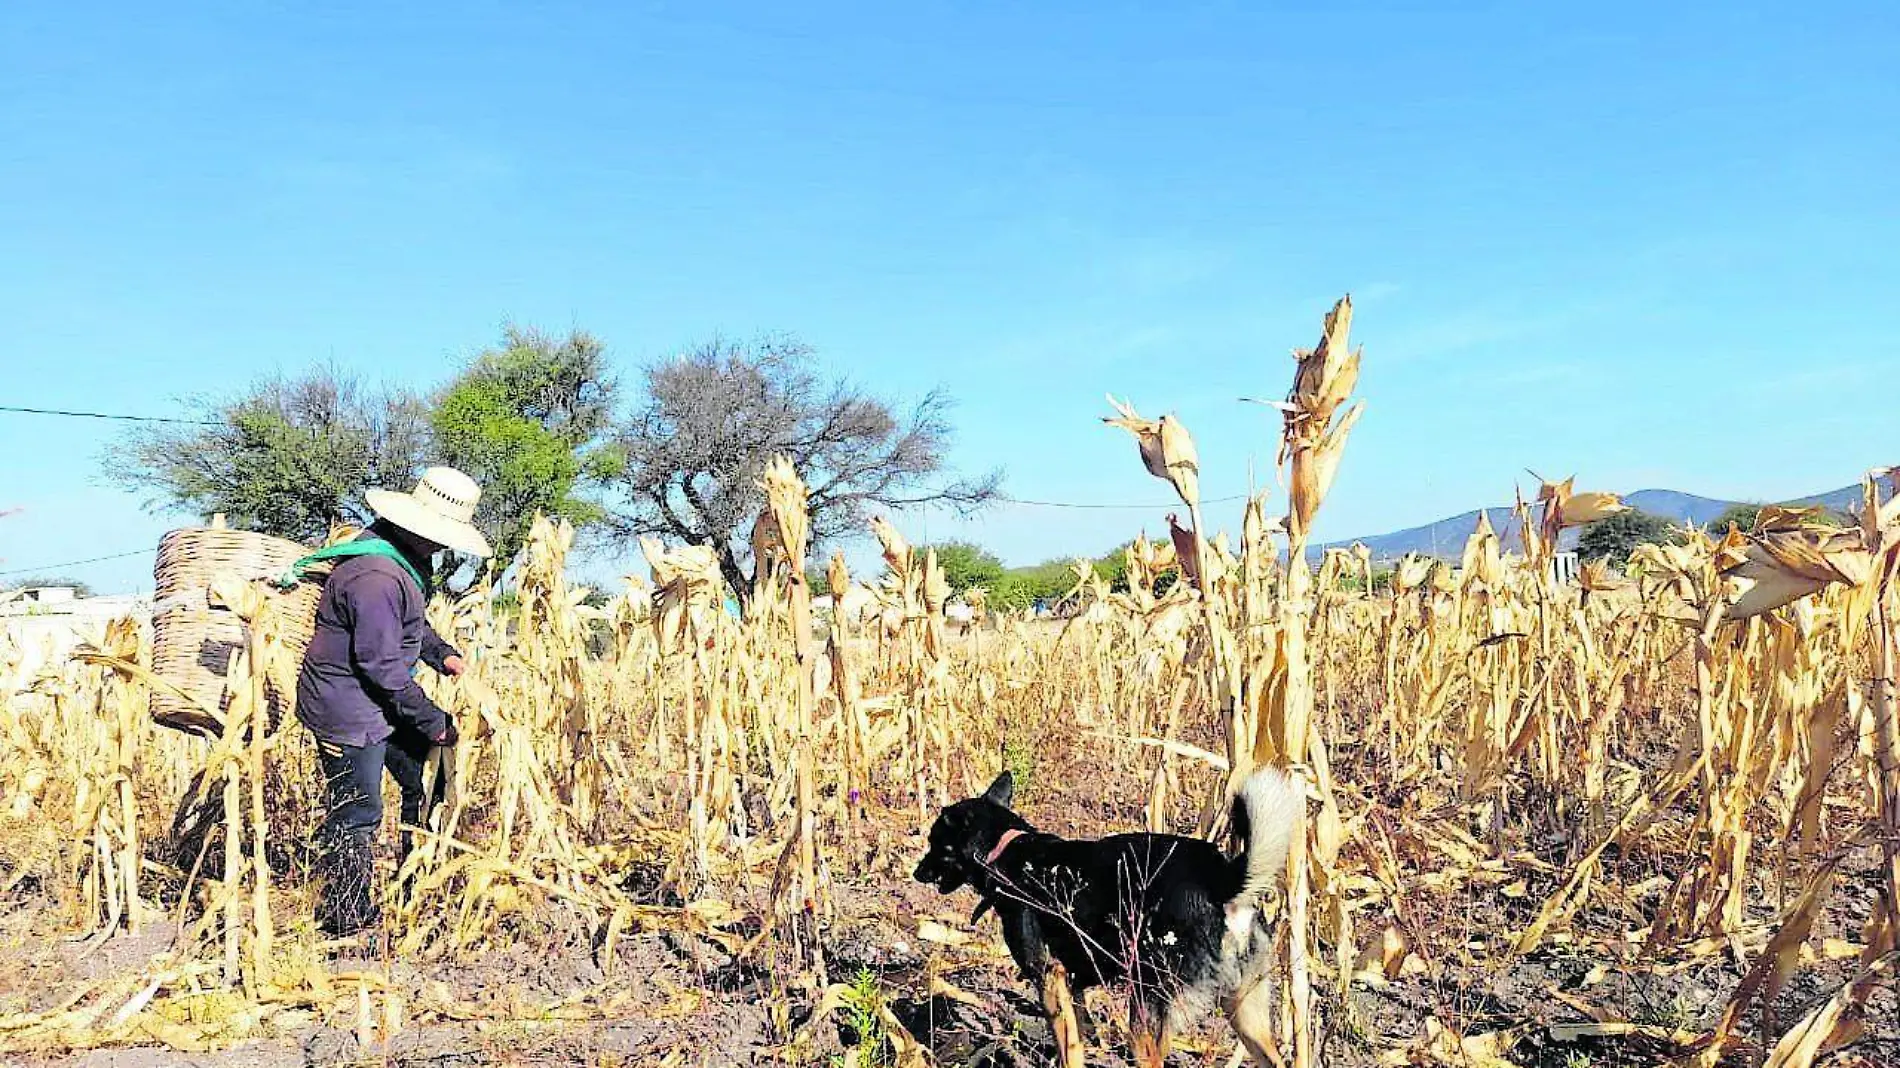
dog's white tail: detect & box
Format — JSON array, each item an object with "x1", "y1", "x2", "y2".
[{"x1": 1228, "y1": 766, "x2": 1305, "y2": 912}]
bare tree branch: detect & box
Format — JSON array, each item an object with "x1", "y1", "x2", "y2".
[{"x1": 607, "y1": 336, "x2": 1002, "y2": 593}]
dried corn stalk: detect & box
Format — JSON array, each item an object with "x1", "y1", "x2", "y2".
[{"x1": 758, "y1": 456, "x2": 827, "y2": 986}]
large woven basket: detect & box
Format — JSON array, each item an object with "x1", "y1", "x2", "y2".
[{"x1": 149, "y1": 519, "x2": 333, "y2": 735}]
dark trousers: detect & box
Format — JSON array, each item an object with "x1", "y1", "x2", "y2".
[{"x1": 312, "y1": 729, "x2": 434, "y2": 935}]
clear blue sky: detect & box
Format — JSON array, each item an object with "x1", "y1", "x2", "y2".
[{"x1": 3, "y1": 3, "x2": 1895, "y2": 594}]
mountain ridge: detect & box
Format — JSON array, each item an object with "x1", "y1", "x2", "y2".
[{"x1": 1316, "y1": 482, "x2": 1864, "y2": 562}]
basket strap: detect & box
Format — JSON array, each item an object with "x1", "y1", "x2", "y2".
[{"x1": 273, "y1": 538, "x2": 426, "y2": 594}]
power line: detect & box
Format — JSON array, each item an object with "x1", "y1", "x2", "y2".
[
  {"x1": 4, "y1": 405, "x2": 1268, "y2": 503},
  {"x1": 0, "y1": 493, "x2": 1260, "y2": 577},
  {"x1": 0, "y1": 548, "x2": 153, "y2": 578},
  {"x1": 995, "y1": 492, "x2": 1252, "y2": 510},
  {"x1": 0, "y1": 498, "x2": 1256, "y2": 579},
  {"x1": 0, "y1": 496, "x2": 1252, "y2": 579},
  {"x1": 0, "y1": 405, "x2": 220, "y2": 426}
]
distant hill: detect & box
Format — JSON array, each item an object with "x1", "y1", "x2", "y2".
[{"x1": 1319, "y1": 483, "x2": 1863, "y2": 562}]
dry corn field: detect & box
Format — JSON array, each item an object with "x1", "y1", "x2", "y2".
[{"x1": 2, "y1": 298, "x2": 1897, "y2": 1068}]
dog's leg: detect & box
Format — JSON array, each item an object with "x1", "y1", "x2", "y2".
[
  {"x1": 1225, "y1": 976, "x2": 1283, "y2": 1067},
  {"x1": 1039, "y1": 959, "x2": 1087, "y2": 1068},
  {"x1": 1000, "y1": 909, "x2": 1086, "y2": 1066}
]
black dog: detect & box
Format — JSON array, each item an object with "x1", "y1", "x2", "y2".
[{"x1": 914, "y1": 768, "x2": 1301, "y2": 1066}]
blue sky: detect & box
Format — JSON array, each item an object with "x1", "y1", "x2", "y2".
[{"x1": 3, "y1": 3, "x2": 1896, "y2": 594}]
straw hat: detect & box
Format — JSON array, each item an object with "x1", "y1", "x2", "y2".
[{"x1": 364, "y1": 467, "x2": 493, "y2": 558}]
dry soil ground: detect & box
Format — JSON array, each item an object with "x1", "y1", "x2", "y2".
[{"x1": 2, "y1": 742, "x2": 1896, "y2": 1066}]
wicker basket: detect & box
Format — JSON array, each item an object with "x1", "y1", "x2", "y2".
[{"x1": 149, "y1": 519, "x2": 332, "y2": 735}]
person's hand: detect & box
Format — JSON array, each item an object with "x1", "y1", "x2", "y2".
[
  {"x1": 433, "y1": 719, "x2": 459, "y2": 747},
  {"x1": 442, "y1": 655, "x2": 466, "y2": 677}
]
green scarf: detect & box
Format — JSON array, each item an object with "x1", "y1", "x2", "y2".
[{"x1": 275, "y1": 537, "x2": 426, "y2": 593}]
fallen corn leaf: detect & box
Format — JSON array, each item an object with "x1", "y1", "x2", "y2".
[{"x1": 917, "y1": 919, "x2": 972, "y2": 946}]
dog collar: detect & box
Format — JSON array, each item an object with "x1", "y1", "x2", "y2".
[{"x1": 985, "y1": 828, "x2": 1025, "y2": 866}]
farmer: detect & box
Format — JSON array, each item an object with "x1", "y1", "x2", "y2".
[{"x1": 292, "y1": 467, "x2": 492, "y2": 937}]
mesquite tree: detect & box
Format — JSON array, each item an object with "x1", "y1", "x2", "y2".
[{"x1": 607, "y1": 336, "x2": 999, "y2": 595}]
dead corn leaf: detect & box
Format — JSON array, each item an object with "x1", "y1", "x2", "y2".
[
  {"x1": 1380, "y1": 1017, "x2": 1525, "y2": 1067},
  {"x1": 927, "y1": 975, "x2": 989, "y2": 1010},
  {"x1": 917, "y1": 919, "x2": 972, "y2": 946}
]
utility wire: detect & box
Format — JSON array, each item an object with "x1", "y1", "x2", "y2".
[
  {"x1": 0, "y1": 548, "x2": 153, "y2": 578},
  {"x1": 0, "y1": 405, "x2": 1258, "y2": 573},
  {"x1": 0, "y1": 496, "x2": 1265, "y2": 577},
  {"x1": 6, "y1": 405, "x2": 1264, "y2": 503},
  {"x1": 0, "y1": 405, "x2": 220, "y2": 426},
  {"x1": 995, "y1": 492, "x2": 1251, "y2": 510}
]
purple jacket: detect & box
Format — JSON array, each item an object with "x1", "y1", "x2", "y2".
[{"x1": 295, "y1": 545, "x2": 459, "y2": 747}]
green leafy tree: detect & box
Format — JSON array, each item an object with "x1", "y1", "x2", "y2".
[
  {"x1": 431, "y1": 326, "x2": 621, "y2": 564},
  {"x1": 983, "y1": 559, "x2": 1077, "y2": 612},
  {"x1": 1713, "y1": 501, "x2": 1845, "y2": 534},
  {"x1": 986, "y1": 572, "x2": 1040, "y2": 612},
  {"x1": 977, "y1": 548, "x2": 1173, "y2": 613},
  {"x1": 1576, "y1": 509, "x2": 1674, "y2": 566},
  {"x1": 1338, "y1": 567, "x2": 1393, "y2": 594},
  {"x1": 926, "y1": 542, "x2": 1004, "y2": 595},
  {"x1": 1712, "y1": 503, "x2": 1764, "y2": 534},
  {"x1": 1092, "y1": 544, "x2": 1131, "y2": 592},
  {"x1": 105, "y1": 367, "x2": 428, "y2": 543}
]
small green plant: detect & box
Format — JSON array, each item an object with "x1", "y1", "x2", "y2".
[
  {"x1": 1632, "y1": 987, "x2": 1696, "y2": 1033},
  {"x1": 1336, "y1": 1008, "x2": 1370, "y2": 1049},
  {"x1": 1001, "y1": 734, "x2": 1036, "y2": 804},
  {"x1": 829, "y1": 966, "x2": 893, "y2": 1068}
]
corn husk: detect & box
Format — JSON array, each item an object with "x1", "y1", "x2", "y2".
[
  {"x1": 1722, "y1": 528, "x2": 1873, "y2": 621},
  {"x1": 641, "y1": 537, "x2": 727, "y2": 650},
  {"x1": 1104, "y1": 395, "x2": 1201, "y2": 506},
  {"x1": 871, "y1": 516, "x2": 912, "y2": 575},
  {"x1": 1561, "y1": 491, "x2": 1630, "y2": 527}
]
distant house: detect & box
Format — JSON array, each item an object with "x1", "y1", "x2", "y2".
[
  {"x1": 11, "y1": 586, "x2": 78, "y2": 606},
  {"x1": 1, "y1": 587, "x2": 151, "y2": 682},
  {"x1": 1549, "y1": 551, "x2": 1580, "y2": 585},
  {"x1": 811, "y1": 583, "x2": 878, "y2": 625},
  {"x1": 1445, "y1": 551, "x2": 1582, "y2": 588}
]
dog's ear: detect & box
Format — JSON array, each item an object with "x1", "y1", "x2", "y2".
[{"x1": 983, "y1": 770, "x2": 1014, "y2": 807}]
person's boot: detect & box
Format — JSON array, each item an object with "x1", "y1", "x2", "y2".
[{"x1": 315, "y1": 827, "x2": 380, "y2": 937}]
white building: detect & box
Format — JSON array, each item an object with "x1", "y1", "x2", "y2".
[
  {"x1": 810, "y1": 583, "x2": 879, "y2": 625},
  {"x1": 1549, "y1": 551, "x2": 1580, "y2": 585},
  {"x1": 1, "y1": 588, "x2": 152, "y2": 682}
]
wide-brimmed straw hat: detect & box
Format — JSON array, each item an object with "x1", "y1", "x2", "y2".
[{"x1": 364, "y1": 467, "x2": 493, "y2": 558}]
